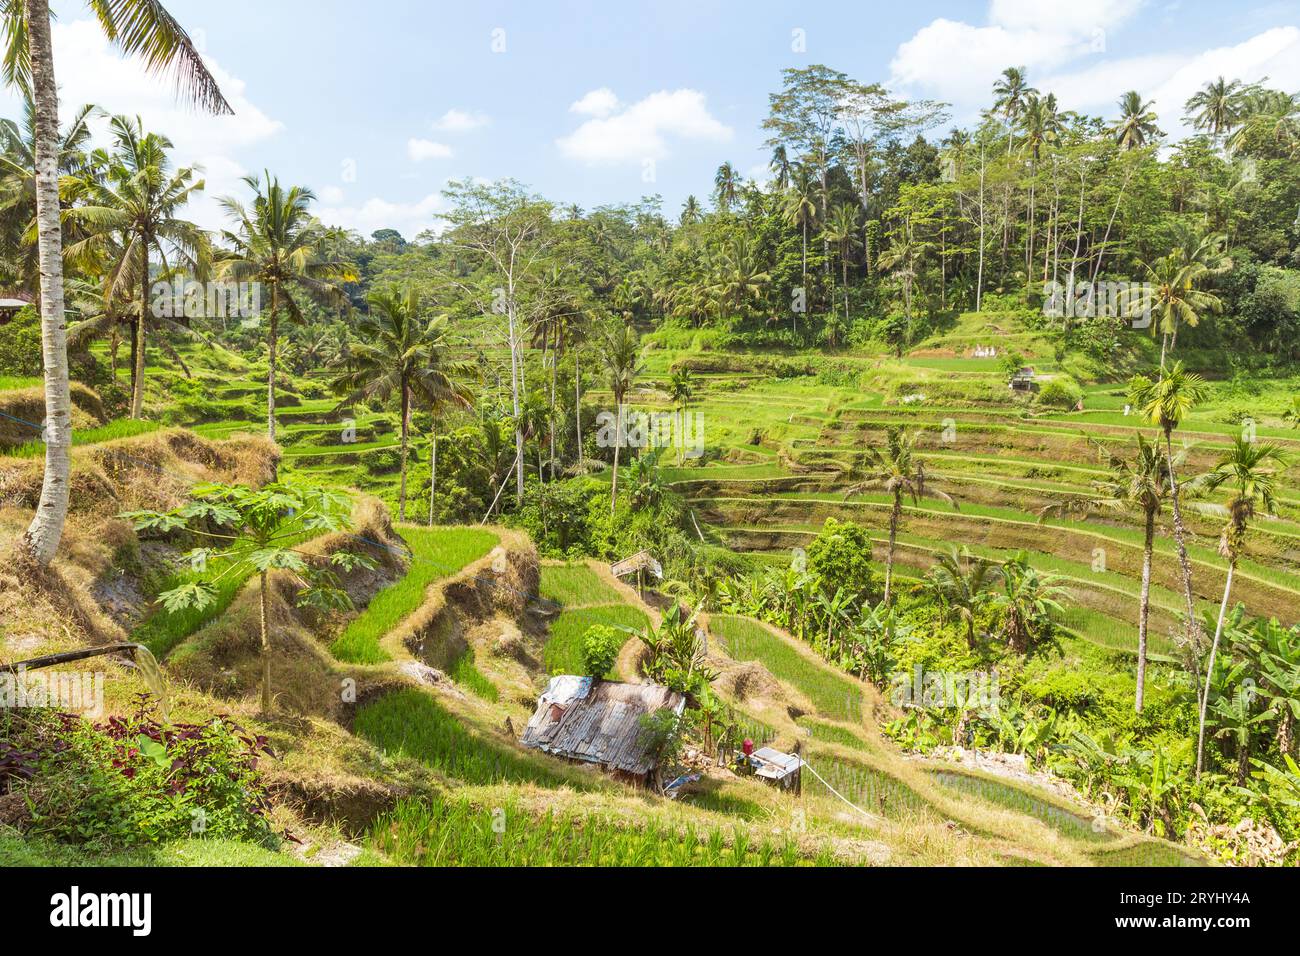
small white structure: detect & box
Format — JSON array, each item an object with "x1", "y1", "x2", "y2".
[{"x1": 749, "y1": 746, "x2": 806, "y2": 792}]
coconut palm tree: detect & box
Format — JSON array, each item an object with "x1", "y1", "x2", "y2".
[
  {"x1": 995, "y1": 552, "x2": 1069, "y2": 654},
  {"x1": 927, "y1": 545, "x2": 1001, "y2": 649},
  {"x1": 679, "y1": 194, "x2": 701, "y2": 226},
  {"x1": 67, "y1": 116, "x2": 210, "y2": 419},
  {"x1": 1185, "y1": 76, "x2": 1247, "y2": 149},
  {"x1": 1129, "y1": 364, "x2": 1211, "y2": 656},
  {"x1": 824, "y1": 202, "x2": 860, "y2": 326},
  {"x1": 1113, "y1": 91, "x2": 1161, "y2": 150},
  {"x1": 218, "y1": 173, "x2": 357, "y2": 441},
  {"x1": 846, "y1": 427, "x2": 953, "y2": 607},
  {"x1": 3, "y1": 0, "x2": 229, "y2": 566},
  {"x1": 713, "y1": 161, "x2": 739, "y2": 212},
  {"x1": 1195, "y1": 437, "x2": 1289, "y2": 779},
  {"x1": 0, "y1": 92, "x2": 97, "y2": 288},
  {"x1": 782, "y1": 167, "x2": 818, "y2": 294},
  {"x1": 1228, "y1": 87, "x2": 1300, "y2": 158},
  {"x1": 668, "y1": 366, "x2": 694, "y2": 465},
  {"x1": 1093, "y1": 435, "x2": 1178, "y2": 711},
  {"x1": 1127, "y1": 250, "x2": 1223, "y2": 370},
  {"x1": 599, "y1": 322, "x2": 643, "y2": 514},
  {"x1": 769, "y1": 143, "x2": 792, "y2": 190},
  {"x1": 992, "y1": 66, "x2": 1037, "y2": 154},
  {"x1": 329, "y1": 285, "x2": 472, "y2": 522}
]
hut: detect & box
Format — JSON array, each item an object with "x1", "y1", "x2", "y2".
[
  {"x1": 522, "y1": 675, "x2": 685, "y2": 785},
  {"x1": 1009, "y1": 366, "x2": 1037, "y2": 392}
]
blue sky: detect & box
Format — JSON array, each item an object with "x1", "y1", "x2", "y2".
[{"x1": 8, "y1": 0, "x2": 1300, "y2": 237}]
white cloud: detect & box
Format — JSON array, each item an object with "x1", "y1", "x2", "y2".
[
  {"x1": 315, "y1": 192, "x2": 449, "y2": 241},
  {"x1": 432, "y1": 108, "x2": 490, "y2": 132},
  {"x1": 407, "y1": 138, "x2": 453, "y2": 161},
  {"x1": 889, "y1": 1, "x2": 1145, "y2": 117},
  {"x1": 318, "y1": 185, "x2": 346, "y2": 204},
  {"x1": 0, "y1": 19, "x2": 284, "y2": 231},
  {"x1": 889, "y1": 1, "x2": 1300, "y2": 135},
  {"x1": 569, "y1": 87, "x2": 620, "y2": 118},
  {"x1": 557, "y1": 89, "x2": 732, "y2": 165}
]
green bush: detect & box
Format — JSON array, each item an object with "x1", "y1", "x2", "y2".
[
  {"x1": 5, "y1": 702, "x2": 277, "y2": 851},
  {"x1": 0, "y1": 306, "x2": 42, "y2": 377},
  {"x1": 1036, "y1": 375, "x2": 1083, "y2": 409},
  {"x1": 806, "y1": 517, "x2": 879, "y2": 602},
  {"x1": 580, "y1": 624, "x2": 624, "y2": 677}
]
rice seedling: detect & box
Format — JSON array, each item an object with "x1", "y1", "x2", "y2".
[
  {"x1": 4, "y1": 418, "x2": 162, "y2": 458},
  {"x1": 448, "y1": 647, "x2": 498, "y2": 701},
  {"x1": 928, "y1": 770, "x2": 1114, "y2": 842},
  {"x1": 330, "y1": 526, "x2": 497, "y2": 663},
  {"x1": 538, "y1": 563, "x2": 623, "y2": 607},
  {"x1": 368, "y1": 797, "x2": 806, "y2": 866},
  {"x1": 353, "y1": 689, "x2": 578, "y2": 788}
]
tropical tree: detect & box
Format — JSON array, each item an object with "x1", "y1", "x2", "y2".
[
  {"x1": 4, "y1": 0, "x2": 230, "y2": 566},
  {"x1": 329, "y1": 285, "x2": 473, "y2": 522},
  {"x1": 846, "y1": 427, "x2": 952, "y2": 606},
  {"x1": 713, "y1": 161, "x2": 739, "y2": 212},
  {"x1": 926, "y1": 545, "x2": 1000, "y2": 649},
  {"x1": 123, "y1": 483, "x2": 371, "y2": 713},
  {"x1": 1195, "y1": 438, "x2": 1289, "y2": 779},
  {"x1": 1127, "y1": 250, "x2": 1223, "y2": 369},
  {"x1": 69, "y1": 115, "x2": 209, "y2": 418},
  {"x1": 218, "y1": 173, "x2": 356, "y2": 441},
  {"x1": 994, "y1": 553, "x2": 1068, "y2": 654},
  {"x1": 599, "y1": 321, "x2": 643, "y2": 514},
  {"x1": 823, "y1": 202, "x2": 860, "y2": 323},
  {"x1": 1091, "y1": 435, "x2": 1177, "y2": 711},
  {"x1": 1113, "y1": 91, "x2": 1160, "y2": 150},
  {"x1": 1185, "y1": 76, "x2": 1247, "y2": 149},
  {"x1": 1129, "y1": 364, "x2": 1211, "y2": 654},
  {"x1": 667, "y1": 366, "x2": 694, "y2": 465},
  {"x1": 992, "y1": 66, "x2": 1037, "y2": 154},
  {"x1": 781, "y1": 166, "x2": 818, "y2": 294}
]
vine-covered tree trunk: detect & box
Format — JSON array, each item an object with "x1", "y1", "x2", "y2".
[
  {"x1": 398, "y1": 381, "x2": 410, "y2": 521},
  {"x1": 259, "y1": 569, "x2": 272, "y2": 713},
  {"x1": 1197, "y1": 560, "x2": 1237, "y2": 779},
  {"x1": 266, "y1": 288, "x2": 279, "y2": 442},
  {"x1": 20, "y1": 0, "x2": 72, "y2": 566},
  {"x1": 131, "y1": 236, "x2": 149, "y2": 418}
]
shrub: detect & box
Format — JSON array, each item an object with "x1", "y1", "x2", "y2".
[
  {"x1": 806, "y1": 518, "x2": 879, "y2": 603},
  {"x1": 0, "y1": 306, "x2": 41, "y2": 377},
  {"x1": 6, "y1": 697, "x2": 278, "y2": 850},
  {"x1": 580, "y1": 624, "x2": 624, "y2": 677},
  {"x1": 1036, "y1": 375, "x2": 1083, "y2": 409}
]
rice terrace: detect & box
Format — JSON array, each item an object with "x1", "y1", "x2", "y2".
[{"x1": 1, "y1": 0, "x2": 1299, "y2": 923}]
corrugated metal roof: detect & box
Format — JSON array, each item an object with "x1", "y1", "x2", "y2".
[{"x1": 522, "y1": 677, "x2": 686, "y2": 777}]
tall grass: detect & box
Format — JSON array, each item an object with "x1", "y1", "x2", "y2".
[
  {"x1": 370, "y1": 797, "x2": 807, "y2": 866},
  {"x1": 330, "y1": 526, "x2": 497, "y2": 663},
  {"x1": 354, "y1": 689, "x2": 578, "y2": 787},
  {"x1": 805, "y1": 750, "x2": 935, "y2": 821},
  {"x1": 448, "y1": 647, "x2": 498, "y2": 701}
]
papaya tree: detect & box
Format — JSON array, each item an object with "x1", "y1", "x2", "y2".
[{"x1": 123, "y1": 482, "x2": 374, "y2": 713}]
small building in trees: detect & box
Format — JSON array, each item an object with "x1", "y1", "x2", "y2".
[{"x1": 1009, "y1": 366, "x2": 1038, "y2": 392}]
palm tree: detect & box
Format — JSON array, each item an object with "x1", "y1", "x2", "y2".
[
  {"x1": 1113, "y1": 91, "x2": 1160, "y2": 150},
  {"x1": 927, "y1": 545, "x2": 1000, "y2": 649},
  {"x1": 218, "y1": 173, "x2": 357, "y2": 441},
  {"x1": 0, "y1": 92, "x2": 97, "y2": 288},
  {"x1": 995, "y1": 553, "x2": 1069, "y2": 654},
  {"x1": 1129, "y1": 364, "x2": 1211, "y2": 656},
  {"x1": 4, "y1": 0, "x2": 229, "y2": 566},
  {"x1": 713, "y1": 235, "x2": 770, "y2": 321},
  {"x1": 68, "y1": 116, "x2": 210, "y2": 419},
  {"x1": 1228, "y1": 87, "x2": 1300, "y2": 158},
  {"x1": 846, "y1": 427, "x2": 953, "y2": 607},
  {"x1": 992, "y1": 66, "x2": 1037, "y2": 155},
  {"x1": 679, "y1": 194, "x2": 701, "y2": 226},
  {"x1": 713, "y1": 161, "x2": 739, "y2": 213},
  {"x1": 1185, "y1": 76, "x2": 1247, "y2": 149},
  {"x1": 824, "y1": 203, "x2": 860, "y2": 326},
  {"x1": 1195, "y1": 437, "x2": 1289, "y2": 779},
  {"x1": 781, "y1": 167, "x2": 818, "y2": 305},
  {"x1": 769, "y1": 144, "x2": 792, "y2": 190},
  {"x1": 668, "y1": 366, "x2": 694, "y2": 465},
  {"x1": 600, "y1": 322, "x2": 643, "y2": 514},
  {"x1": 329, "y1": 285, "x2": 472, "y2": 522},
  {"x1": 1092, "y1": 435, "x2": 1177, "y2": 711},
  {"x1": 1127, "y1": 251, "x2": 1223, "y2": 370}
]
